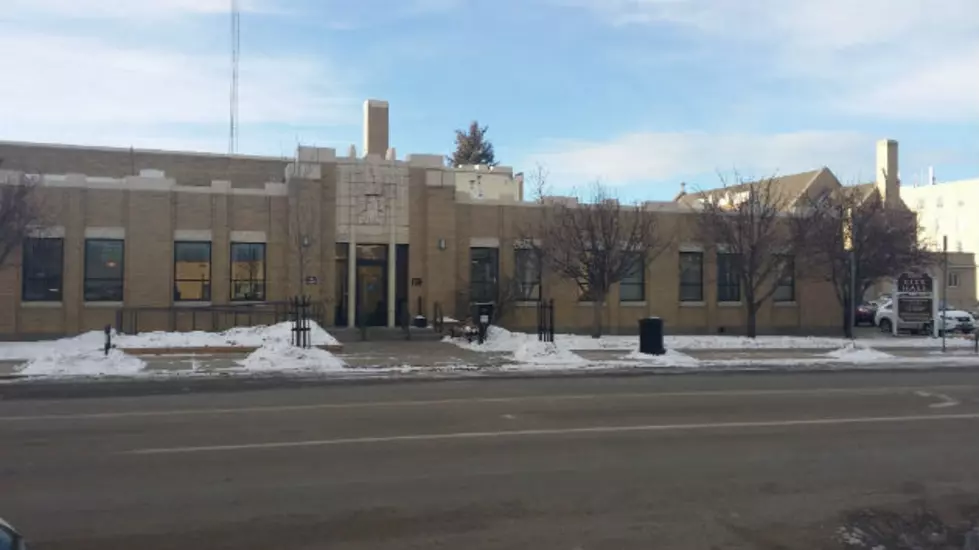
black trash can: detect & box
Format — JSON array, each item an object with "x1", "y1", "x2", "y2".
[{"x1": 638, "y1": 317, "x2": 665, "y2": 355}]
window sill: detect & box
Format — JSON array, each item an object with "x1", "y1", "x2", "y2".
[
  {"x1": 174, "y1": 301, "x2": 212, "y2": 307},
  {"x1": 718, "y1": 301, "x2": 743, "y2": 307},
  {"x1": 516, "y1": 301, "x2": 540, "y2": 307},
  {"x1": 774, "y1": 301, "x2": 798, "y2": 307},
  {"x1": 679, "y1": 301, "x2": 705, "y2": 307},
  {"x1": 22, "y1": 301, "x2": 63, "y2": 309},
  {"x1": 620, "y1": 301, "x2": 647, "y2": 307},
  {"x1": 230, "y1": 300, "x2": 267, "y2": 305},
  {"x1": 577, "y1": 302, "x2": 607, "y2": 307},
  {"x1": 85, "y1": 301, "x2": 123, "y2": 308}
]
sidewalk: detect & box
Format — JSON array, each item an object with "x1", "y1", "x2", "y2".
[{"x1": 3, "y1": 338, "x2": 978, "y2": 380}]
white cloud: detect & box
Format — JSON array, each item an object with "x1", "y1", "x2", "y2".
[
  {"x1": 559, "y1": 0, "x2": 979, "y2": 121},
  {"x1": 6, "y1": 0, "x2": 276, "y2": 18},
  {"x1": 0, "y1": 31, "x2": 359, "y2": 129},
  {"x1": 526, "y1": 131, "x2": 872, "y2": 187}
]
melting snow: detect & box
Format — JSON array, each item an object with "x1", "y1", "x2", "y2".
[
  {"x1": 17, "y1": 348, "x2": 146, "y2": 377},
  {"x1": 512, "y1": 340, "x2": 588, "y2": 366},
  {"x1": 0, "y1": 321, "x2": 340, "y2": 361},
  {"x1": 624, "y1": 348, "x2": 701, "y2": 367},
  {"x1": 823, "y1": 345, "x2": 894, "y2": 363},
  {"x1": 237, "y1": 340, "x2": 347, "y2": 372}
]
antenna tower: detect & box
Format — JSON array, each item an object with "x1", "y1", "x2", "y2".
[{"x1": 229, "y1": 0, "x2": 241, "y2": 154}]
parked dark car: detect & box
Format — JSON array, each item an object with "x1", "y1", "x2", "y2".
[
  {"x1": 0, "y1": 517, "x2": 26, "y2": 550},
  {"x1": 855, "y1": 303, "x2": 877, "y2": 326}
]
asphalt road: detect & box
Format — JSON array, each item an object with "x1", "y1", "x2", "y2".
[{"x1": 4, "y1": 370, "x2": 979, "y2": 549}]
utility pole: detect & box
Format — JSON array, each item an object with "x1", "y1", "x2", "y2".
[{"x1": 942, "y1": 235, "x2": 948, "y2": 352}]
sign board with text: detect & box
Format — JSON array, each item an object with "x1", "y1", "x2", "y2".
[{"x1": 894, "y1": 272, "x2": 936, "y2": 336}]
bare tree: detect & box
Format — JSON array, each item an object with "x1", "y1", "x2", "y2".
[
  {"x1": 794, "y1": 186, "x2": 931, "y2": 337},
  {"x1": 0, "y1": 168, "x2": 43, "y2": 269},
  {"x1": 526, "y1": 163, "x2": 550, "y2": 204},
  {"x1": 531, "y1": 182, "x2": 667, "y2": 338},
  {"x1": 286, "y1": 153, "x2": 320, "y2": 295},
  {"x1": 694, "y1": 174, "x2": 799, "y2": 338}
]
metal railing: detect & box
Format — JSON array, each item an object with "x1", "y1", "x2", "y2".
[{"x1": 115, "y1": 300, "x2": 326, "y2": 335}]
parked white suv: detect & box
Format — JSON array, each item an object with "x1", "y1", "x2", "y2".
[{"x1": 875, "y1": 300, "x2": 976, "y2": 335}]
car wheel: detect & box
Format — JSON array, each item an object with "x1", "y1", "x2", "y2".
[{"x1": 879, "y1": 319, "x2": 892, "y2": 333}]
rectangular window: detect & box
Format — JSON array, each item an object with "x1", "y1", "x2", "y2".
[
  {"x1": 948, "y1": 271, "x2": 960, "y2": 288},
  {"x1": 470, "y1": 247, "x2": 499, "y2": 303},
  {"x1": 173, "y1": 241, "x2": 212, "y2": 302},
  {"x1": 514, "y1": 248, "x2": 541, "y2": 301},
  {"x1": 230, "y1": 242, "x2": 266, "y2": 301},
  {"x1": 773, "y1": 254, "x2": 795, "y2": 302},
  {"x1": 679, "y1": 251, "x2": 703, "y2": 302},
  {"x1": 22, "y1": 237, "x2": 64, "y2": 302},
  {"x1": 84, "y1": 239, "x2": 124, "y2": 302},
  {"x1": 620, "y1": 252, "x2": 645, "y2": 302},
  {"x1": 717, "y1": 252, "x2": 741, "y2": 302}
]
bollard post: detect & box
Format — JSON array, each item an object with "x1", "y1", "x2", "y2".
[{"x1": 103, "y1": 324, "x2": 112, "y2": 356}]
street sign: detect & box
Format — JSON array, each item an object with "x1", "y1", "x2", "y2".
[{"x1": 894, "y1": 272, "x2": 936, "y2": 336}]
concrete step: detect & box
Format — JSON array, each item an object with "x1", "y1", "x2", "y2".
[{"x1": 327, "y1": 326, "x2": 447, "y2": 343}]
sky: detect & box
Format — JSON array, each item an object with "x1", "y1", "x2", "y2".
[{"x1": 1, "y1": 0, "x2": 977, "y2": 200}]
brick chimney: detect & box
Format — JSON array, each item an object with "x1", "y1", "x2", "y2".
[
  {"x1": 875, "y1": 139, "x2": 900, "y2": 207},
  {"x1": 363, "y1": 99, "x2": 389, "y2": 158}
]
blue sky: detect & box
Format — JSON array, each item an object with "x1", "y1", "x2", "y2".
[{"x1": 1, "y1": 0, "x2": 977, "y2": 200}]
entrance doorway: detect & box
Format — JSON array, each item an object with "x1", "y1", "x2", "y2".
[
  {"x1": 356, "y1": 263, "x2": 386, "y2": 327},
  {"x1": 334, "y1": 243, "x2": 409, "y2": 328}
]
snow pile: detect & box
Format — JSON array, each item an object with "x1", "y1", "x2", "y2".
[
  {"x1": 823, "y1": 344, "x2": 894, "y2": 363},
  {"x1": 237, "y1": 340, "x2": 347, "y2": 372},
  {"x1": 118, "y1": 321, "x2": 340, "y2": 349},
  {"x1": 17, "y1": 348, "x2": 146, "y2": 377},
  {"x1": 0, "y1": 322, "x2": 341, "y2": 361},
  {"x1": 449, "y1": 325, "x2": 535, "y2": 352},
  {"x1": 624, "y1": 348, "x2": 700, "y2": 367},
  {"x1": 512, "y1": 339, "x2": 589, "y2": 366}
]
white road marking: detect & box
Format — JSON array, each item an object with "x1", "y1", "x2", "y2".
[
  {"x1": 914, "y1": 390, "x2": 961, "y2": 409},
  {"x1": 3, "y1": 384, "x2": 977, "y2": 422},
  {"x1": 126, "y1": 412, "x2": 979, "y2": 455}
]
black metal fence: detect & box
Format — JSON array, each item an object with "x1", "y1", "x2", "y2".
[
  {"x1": 537, "y1": 298, "x2": 555, "y2": 342},
  {"x1": 290, "y1": 296, "x2": 312, "y2": 348},
  {"x1": 115, "y1": 300, "x2": 326, "y2": 335}
]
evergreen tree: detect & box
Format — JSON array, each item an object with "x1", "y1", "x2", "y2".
[{"x1": 447, "y1": 121, "x2": 497, "y2": 167}]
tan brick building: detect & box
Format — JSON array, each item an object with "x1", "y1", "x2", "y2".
[{"x1": 0, "y1": 99, "x2": 853, "y2": 338}]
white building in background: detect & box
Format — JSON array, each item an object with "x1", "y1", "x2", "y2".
[{"x1": 901, "y1": 175, "x2": 979, "y2": 309}]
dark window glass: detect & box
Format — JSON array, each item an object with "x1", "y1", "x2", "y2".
[
  {"x1": 174, "y1": 241, "x2": 211, "y2": 301},
  {"x1": 230, "y1": 242, "x2": 266, "y2": 301},
  {"x1": 679, "y1": 251, "x2": 703, "y2": 302},
  {"x1": 84, "y1": 239, "x2": 124, "y2": 302},
  {"x1": 620, "y1": 252, "x2": 645, "y2": 302},
  {"x1": 774, "y1": 254, "x2": 795, "y2": 302},
  {"x1": 717, "y1": 252, "x2": 741, "y2": 302},
  {"x1": 22, "y1": 237, "x2": 64, "y2": 302},
  {"x1": 470, "y1": 247, "x2": 499, "y2": 303},
  {"x1": 514, "y1": 248, "x2": 541, "y2": 301}
]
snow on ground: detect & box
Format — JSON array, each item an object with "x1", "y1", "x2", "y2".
[
  {"x1": 0, "y1": 321, "x2": 340, "y2": 361},
  {"x1": 623, "y1": 348, "x2": 701, "y2": 367},
  {"x1": 236, "y1": 340, "x2": 347, "y2": 372},
  {"x1": 512, "y1": 340, "x2": 588, "y2": 366},
  {"x1": 17, "y1": 348, "x2": 146, "y2": 377},
  {"x1": 446, "y1": 326, "x2": 977, "y2": 352},
  {"x1": 823, "y1": 344, "x2": 895, "y2": 363}
]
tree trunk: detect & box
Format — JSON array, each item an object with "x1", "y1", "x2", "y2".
[
  {"x1": 746, "y1": 306, "x2": 758, "y2": 338},
  {"x1": 842, "y1": 288, "x2": 853, "y2": 339},
  {"x1": 590, "y1": 298, "x2": 603, "y2": 339}
]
